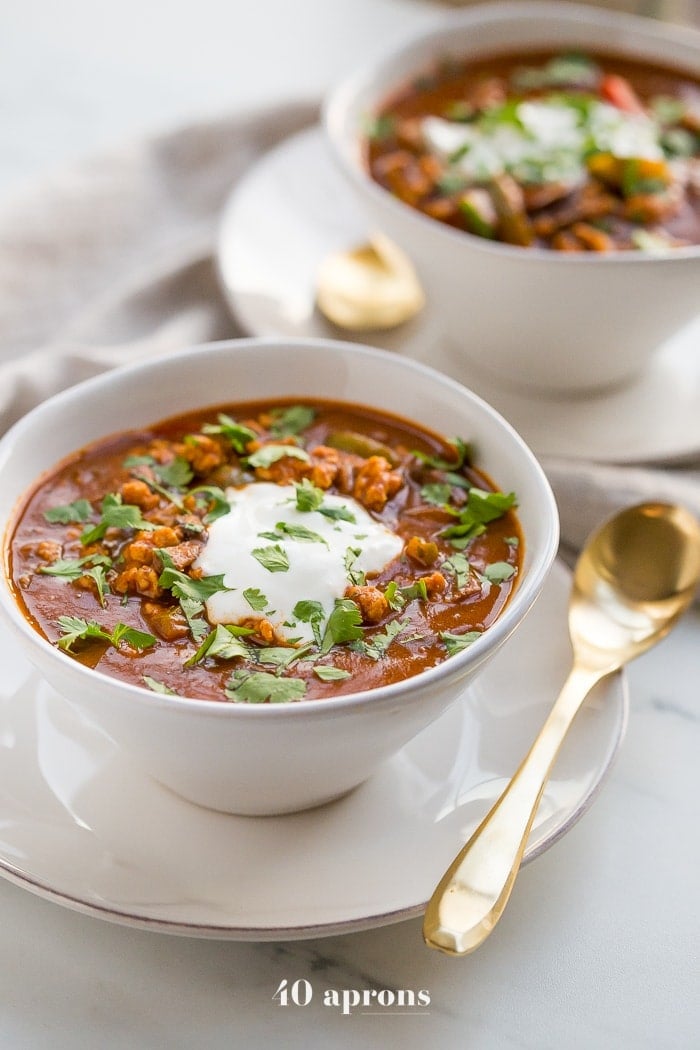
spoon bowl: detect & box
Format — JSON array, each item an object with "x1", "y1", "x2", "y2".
[
  {"x1": 315, "y1": 233, "x2": 425, "y2": 330},
  {"x1": 423, "y1": 501, "x2": 700, "y2": 955}
]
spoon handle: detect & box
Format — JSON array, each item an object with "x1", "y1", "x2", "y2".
[{"x1": 423, "y1": 662, "x2": 604, "y2": 955}]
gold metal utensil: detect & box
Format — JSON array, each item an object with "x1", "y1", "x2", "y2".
[
  {"x1": 315, "y1": 233, "x2": 425, "y2": 331},
  {"x1": 424, "y1": 501, "x2": 700, "y2": 956}
]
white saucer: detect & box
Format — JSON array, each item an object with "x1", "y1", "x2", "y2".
[
  {"x1": 0, "y1": 562, "x2": 626, "y2": 940},
  {"x1": 217, "y1": 125, "x2": 700, "y2": 466}
]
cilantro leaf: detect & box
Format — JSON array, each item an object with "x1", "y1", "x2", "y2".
[
  {"x1": 320, "y1": 598, "x2": 363, "y2": 655},
  {"x1": 224, "y1": 670, "x2": 306, "y2": 704},
  {"x1": 110, "y1": 623, "x2": 159, "y2": 650},
  {"x1": 251, "y1": 545, "x2": 290, "y2": 573},
  {"x1": 420, "y1": 483, "x2": 454, "y2": 507},
  {"x1": 355, "y1": 618, "x2": 407, "y2": 661},
  {"x1": 38, "y1": 553, "x2": 111, "y2": 581},
  {"x1": 440, "y1": 630, "x2": 482, "y2": 656},
  {"x1": 184, "y1": 624, "x2": 251, "y2": 667},
  {"x1": 84, "y1": 564, "x2": 110, "y2": 607},
  {"x1": 313, "y1": 665, "x2": 352, "y2": 682},
  {"x1": 81, "y1": 493, "x2": 156, "y2": 545},
  {"x1": 292, "y1": 599, "x2": 325, "y2": 646},
  {"x1": 244, "y1": 587, "x2": 269, "y2": 611},
  {"x1": 178, "y1": 595, "x2": 210, "y2": 643},
  {"x1": 400, "y1": 578, "x2": 429, "y2": 602},
  {"x1": 246, "y1": 444, "x2": 310, "y2": 469},
  {"x1": 254, "y1": 645, "x2": 313, "y2": 670},
  {"x1": 191, "y1": 485, "x2": 231, "y2": 523},
  {"x1": 274, "y1": 521, "x2": 327, "y2": 545},
  {"x1": 158, "y1": 564, "x2": 231, "y2": 602},
  {"x1": 443, "y1": 552, "x2": 472, "y2": 590},
  {"x1": 142, "y1": 675, "x2": 179, "y2": 695},
  {"x1": 319, "y1": 503, "x2": 356, "y2": 524},
  {"x1": 383, "y1": 581, "x2": 406, "y2": 612},
  {"x1": 294, "y1": 478, "x2": 324, "y2": 512},
  {"x1": 153, "y1": 457, "x2": 193, "y2": 489},
  {"x1": 482, "y1": 561, "x2": 516, "y2": 583},
  {"x1": 441, "y1": 489, "x2": 517, "y2": 546},
  {"x1": 43, "y1": 499, "x2": 93, "y2": 525},
  {"x1": 344, "y1": 547, "x2": 365, "y2": 586},
  {"x1": 55, "y1": 616, "x2": 155, "y2": 653},
  {"x1": 268, "y1": 404, "x2": 315, "y2": 437},
  {"x1": 201, "y1": 413, "x2": 257, "y2": 453}
]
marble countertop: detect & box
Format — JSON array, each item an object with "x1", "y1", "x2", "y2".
[{"x1": 1, "y1": 2, "x2": 699, "y2": 1047}]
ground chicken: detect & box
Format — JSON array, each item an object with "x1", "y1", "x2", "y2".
[
  {"x1": 345, "y1": 585, "x2": 389, "y2": 625},
  {"x1": 352, "y1": 456, "x2": 403, "y2": 512},
  {"x1": 120, "y1": 479, "x2": 160, "y2": 511}
]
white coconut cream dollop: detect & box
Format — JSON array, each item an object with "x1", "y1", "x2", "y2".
[{"x1": 194, "y1": 483, "x2": 403, "y2": 643}]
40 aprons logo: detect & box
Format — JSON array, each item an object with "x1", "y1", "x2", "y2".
[{"x1": 273, "y1": 978, "x2": 431, "y2": 1016}]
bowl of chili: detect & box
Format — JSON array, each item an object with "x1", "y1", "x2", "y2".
[
  {"x1": 0, "y1": 337, "x2": 558, "y2": 814},
  {"x1": 323, "y1": 1, "x2": 700, "y2": 393}
]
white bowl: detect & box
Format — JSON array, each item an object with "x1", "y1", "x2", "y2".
[
  {"x1": 323, "y1": 1, "x2": 700, "y2": 394},
  {"x1": 0, "y1": 338, "x2": 558, "y2": 814}
]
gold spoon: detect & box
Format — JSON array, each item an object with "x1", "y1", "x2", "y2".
[
  {"x1": 424, "y1": 501, "x2": 700, "y2": 956},
  {"x1": 315, "y1": 233, "x2": 425, "y2": 331}
]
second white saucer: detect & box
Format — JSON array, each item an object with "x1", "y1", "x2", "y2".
[{"x1": 217, "y1": 125, "x2": 700, "y2": 466}]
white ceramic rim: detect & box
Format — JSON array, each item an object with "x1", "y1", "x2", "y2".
[
  {"x1": 323, "y1": 0, "x2": 700, "y2": 264},
  {"x1": 0, "y1": 335, "x2": 559, "y2": 721}
]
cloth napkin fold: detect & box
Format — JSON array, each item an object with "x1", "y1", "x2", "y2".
[{"x1": 1, "y1": 99, "x2": 698, "y2": 558}]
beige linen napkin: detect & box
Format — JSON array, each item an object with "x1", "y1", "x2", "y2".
[{"x1": 0, "y1": 99, "x2": 698, "y2": 555}]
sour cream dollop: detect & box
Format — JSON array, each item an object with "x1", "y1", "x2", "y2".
[{"x1": 194, "y1": 483, "x2": 403, "y2": 643}]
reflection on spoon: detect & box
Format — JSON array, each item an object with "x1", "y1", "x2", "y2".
[
  {"x1": 315, "y1": 233, "x2": 425, "y2": 331},
  {"x1": 423, "y1": 501, "x2": 700, "y2": 956}
]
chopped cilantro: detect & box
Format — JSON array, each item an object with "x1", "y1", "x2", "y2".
[
  {"x1": 482, "y1": 561, "x2": 516, "y2": 583},
  {"x1": 81, "y1": 493, "x2": 156, "y2": 545},
  {"x1": 320, "y1": 598, "x2": 363, "y2": 655},
  {"x1": 201, "y1": 413, "x2": 257, "y2": 453},
  {"x1": 268, "y1": 405, "x2": 315, "y2": 437},
  {"x1": 153, "y1": 456, "x2": 193, "y2": 489},
  {"x1": 251, "y1": 544, "x2": 290, "y2": 573},
  {"x1": 244, "y1": 587, "x2": 269, "y2": 611},
  {"x1": 363, "y1": 114, "x2": 395, "y2": 141},
  {"x1": 246, "y1": 444, "x2": 310, "y2": 469},
  {"x1": 441, "y1": 488, "x2": 517, "y2": 546},
  {"x1": 356, "y1": 618, "x2": 407, "y2": 661},
  {"x1": 313, "y1": 665, "x2": 352, "y2": 682},
  {"x1": 441, "y1": 630, "x2": 482, "y2": 656},
  {"x1": 384, "y1": 580, "x2": 405, "y2": 612},
  {"x1": 420, "y1": 482, "x2": 454, "y2": 507},
  {"x1": 184, "y1": 624, "x2": 251, "y2": 667},
  {"x1": 254, "y1": 645, "x2": 313, "y2": 670},
  {"x1": 225, "y1": 670, "x2": 306, "y2": 704},
  {"x1": 443, "y1": 552, "x2": 472, "y2": 590},
  {"x1": 191, "y1": 485, "x2": 231, "y2": 523},
  {"x1": 274, "y1": 521, "x2": 327, "y2": 545},
  {"x1": 43, "y1": 499, "x2": 92, "y2": 525},
  {"x1": 158, "y1": 562, "x2": 231, "y2": 603},
  {"x1": 142, "y1": 676, "x2": 178, "y2": 695},
  {"x1": 56, "y1": 616, "x2": 155, "y2": 653},
  {"x1": 293, "y1": 599, "x2": 325, "y2": 646},
  {"x1": 319, "y1": 503, "x2": 356, "y2": 524},
  {"x1": 294, "y1": 478, "x2": 324, "y2": 512},
  {"x1": 344, "y1": 547, "x2": 365, "y2": 586},
  {"x1": 178, "y1": 595, "x2": 209, "y2": 643},
  {"x1": 38, "y1": 553, "x2": 111, "y2": 581},
  {"x1": 401, "y1": 578, "x2": 429, "y2": 602}
]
